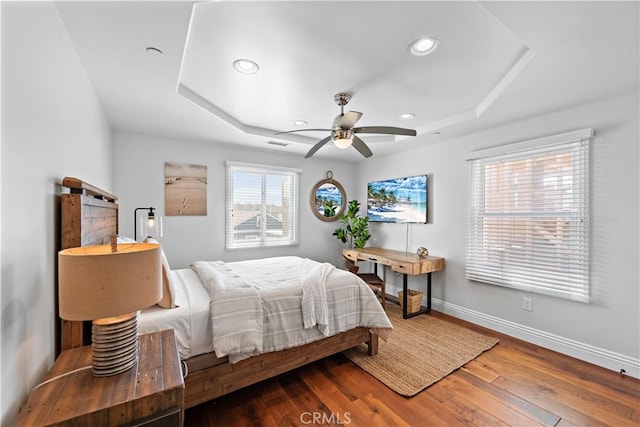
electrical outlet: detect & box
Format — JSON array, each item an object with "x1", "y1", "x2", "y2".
[{"x1": 522, "y1": 297, "x2": 533, "y2": 312}]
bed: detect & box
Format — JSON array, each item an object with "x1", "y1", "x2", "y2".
[{"x1": 58, "y1": 177, "x2": 391, "y2": 409}]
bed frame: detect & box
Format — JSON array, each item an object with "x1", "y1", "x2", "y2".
[{"x1": 59, "y1": 177, "x2": 378, "y2": 409}]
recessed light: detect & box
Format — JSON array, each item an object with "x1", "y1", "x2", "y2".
[
  {"x1": 145, "y1": 46, "x2": 163, "y2": 55},
  {"x1": 408, "y1": 37, "x2": 439, "y2": 56},
  {"x1": 293, "y1": 120, "x2": 308, "y2": 126},
  {"x1": 233, "y1": 59, "x2": 260, "y2": 74},
  {"x1": 399, "y1": 113, "x2": 415, "y2": 120},
  {"x1": 267, "y1": 141, "x2": 289, "y2": 147}
]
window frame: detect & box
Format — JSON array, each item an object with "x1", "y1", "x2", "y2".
[
  {"x1": 466, "y1": 129, "x2": 593, "y2": 302},
  {"x1": 225, "y1": 161, "x2": 300, "y2": 250}
]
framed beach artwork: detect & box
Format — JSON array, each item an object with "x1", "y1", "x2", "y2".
[
  {"x1": 367, "y1": 174, "x2": 428, "y2": 223},
  {"x1": 164, "y1": 162, "x2": 207, "y2": 216}
]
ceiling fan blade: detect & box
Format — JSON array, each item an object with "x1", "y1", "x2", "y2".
[
  {"x1": 340, "y1": 111, "x2": 362, "y2": 129},
  {"x1": 275, "y1": 128, "x2": 330, "y2": 135},
  {"x1": 351, "y1": 136, "x2": 373, "y2": 158},
  {"x1": 304, "y1": 136, "x2": 332, "y2": 158},
  {"x1": 353, "y1": 126, "x2": 417, "y2": 136}
]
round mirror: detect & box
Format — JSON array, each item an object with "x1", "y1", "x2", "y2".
[{"x1": 310, "y1": 175, "x2": 346, "y2": 222}]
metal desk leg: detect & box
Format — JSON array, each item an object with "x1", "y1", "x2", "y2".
[
  {"x1": 402, "y1": 273, "x2": 408, "y2": 318},
  {"x1": 427, "y1": 272, "x2": 432, "y2": 313}
]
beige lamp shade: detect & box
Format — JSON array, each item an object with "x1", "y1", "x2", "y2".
[{"x1": 59, "y1": 243, "x2": 162, "y2": 321}]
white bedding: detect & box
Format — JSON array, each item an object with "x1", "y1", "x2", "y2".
[
  {"x1": 138, "y1": 268, "x2": 213, "y2": 359},
  {"x1": 191, "y1": 256, "x2": 393, "y2": 363},
  {"x1": 139, "y1": 256, "x2": 393, "y2": 363}
]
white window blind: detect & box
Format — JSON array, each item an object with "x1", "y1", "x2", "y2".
[
  {"x1": 466, "y1": 129, "x2": 592, "y2": 302},
  {"x1": 225, "y1": 161, "x2": 300, "y2": 249}
]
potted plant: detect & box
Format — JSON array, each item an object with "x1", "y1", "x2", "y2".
[{"x1": 333, "y1": 200, "x2": 371, "y2": 273}]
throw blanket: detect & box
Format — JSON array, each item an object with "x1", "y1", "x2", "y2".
[
  {"x1": 299, "y1": 258, "x2": 335, "y2": 335},
  {"x1": 192, "y1": 256, "x2": 393, "y2": 363},
  {"x1": 191, "y1": 261, "x2": 263, "y2": 360}
]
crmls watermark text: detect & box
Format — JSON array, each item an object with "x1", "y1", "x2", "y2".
[{"x1": 300, "y1": 411, "x2": 352, "y2": 425}]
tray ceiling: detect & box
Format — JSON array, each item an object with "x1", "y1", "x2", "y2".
[{"x1": 54, "y1": 1, "x2": 639, "y2": 161}]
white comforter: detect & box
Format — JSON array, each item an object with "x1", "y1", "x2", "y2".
[{"x1": 191, "y1": 256, "x2": 392, "y2": 363}]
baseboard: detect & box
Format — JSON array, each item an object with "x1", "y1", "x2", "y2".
[
  {"x1": 384, "y1": 283, "x2": 639, "y2": 378},
  {"x1": 429, "y1": 298, "x2": 640, "y2": 379}
]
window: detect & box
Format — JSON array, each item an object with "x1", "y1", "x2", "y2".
[
  {"x1": 225, "y1": 161, "x2": 300, "y2": 249},
  {"x1": 466, "y1": 129, "x2": 592, "y2": 302}
]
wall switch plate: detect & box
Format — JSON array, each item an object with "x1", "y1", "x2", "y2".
[{"x1": 522, "y1": 297, "x2": 533, "y2": 311}]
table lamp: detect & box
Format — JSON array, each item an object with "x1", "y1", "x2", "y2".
[
  {"x1": 58, "y1": 242, "x2": 162, "y2": 376},
  {"x1": 134, "y1": 207, "x2": 163, "y2": 241}
]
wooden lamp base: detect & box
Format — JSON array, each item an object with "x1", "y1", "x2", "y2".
[{"x1": 91, "y1": 312, "x2": 139, "y2": 377}]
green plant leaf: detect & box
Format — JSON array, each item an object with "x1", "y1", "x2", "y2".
[{"x1": 332, "y1": 199, "x2": 371, "y2": 249}]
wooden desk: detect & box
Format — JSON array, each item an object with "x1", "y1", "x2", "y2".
[
  {"x1": 15, "y1": 329, "x2": 184, "y2": 426},
  {"x1": 343, "y1": 247, "x2": 445, "y2": 318}
]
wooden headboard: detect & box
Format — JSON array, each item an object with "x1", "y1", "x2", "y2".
[{"x1": 59, "y1": 177, "x2": 119, "y2": 352}]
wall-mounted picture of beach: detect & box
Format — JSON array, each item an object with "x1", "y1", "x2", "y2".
[
  {"x1": 367, "y1": 175, "x2": 428, "y2": 223},
  {"x1": 165, "y1": 162, "x2": 207, "y2": 216}
]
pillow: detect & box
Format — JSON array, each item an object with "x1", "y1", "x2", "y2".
[
  {"x1": 117, "y1": 236, "x2": 137, "y2": 243},
  {"x1": 144, "y1": 237, "x2": 176, "y2": 308},
  {"x1": 101, "y1": 235, "x2": 137, "y2": 244}
]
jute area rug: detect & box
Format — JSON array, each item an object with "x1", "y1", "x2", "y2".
[{"x1": 343, "y1": 303, "x2": 499, "y2": 396}]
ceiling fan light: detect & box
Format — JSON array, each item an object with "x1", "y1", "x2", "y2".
[
  {"x1": 333, "y1": 138, "x2": 353, "y2": 149},
  {"x1": 331, "y1": 128, "x2": 353, "y2": 149},
  {"x1": 409, "y1": 37, "x2": 439, "y2": 56},
  {"x1": 232, "y1": 59, "x2": 260, "y2": 74}
]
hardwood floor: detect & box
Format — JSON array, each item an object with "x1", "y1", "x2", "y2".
[{"x1": 185, "y1": 309, "x2": 640, "y2": 426}]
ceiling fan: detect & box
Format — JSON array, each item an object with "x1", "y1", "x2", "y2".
[{"x1": 276, "y1": 93, "x2": 417, "y2": 158}]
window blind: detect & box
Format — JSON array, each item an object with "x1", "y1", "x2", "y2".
[
  {"x1": 225, "y1": 161, "x2": 300, "y2": 249},
  {"x1": 466, "y1": 130, "x2": 592, "y2": 302}
]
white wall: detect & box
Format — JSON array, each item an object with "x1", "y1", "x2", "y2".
[
  {"x1": 113, "y1": 131, "x2": 358, "y2": 269},
  {"x1": 1, "y1": 3, "x2": 112, "y2": 424},
  {"x1": 357, "y1": 91, "x2": 640, "y2": 375}
]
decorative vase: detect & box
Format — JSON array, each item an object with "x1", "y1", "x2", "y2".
[{"x1": 417, "y1": 247, "x2": 429, "y2": 258}]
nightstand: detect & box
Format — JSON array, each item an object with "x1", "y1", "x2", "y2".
[{"x1": 15, "y1": 329, "x2": 184, "y2": 426}]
